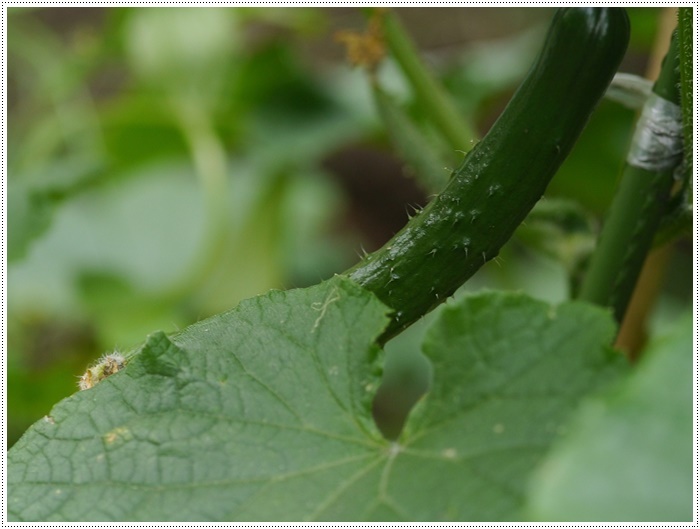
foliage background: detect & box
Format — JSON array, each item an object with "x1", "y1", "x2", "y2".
[{"x1": 7, "y1": 7, "x2": 690, "y2": 448}]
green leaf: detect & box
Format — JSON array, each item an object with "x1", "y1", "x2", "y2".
[
  {"x1": 8, "y1": 284, "x2": 623, "y2": 521},
  {"x1": 8, "y1": 157, "x2": 104, "y2": 264},
  {"x1": 394, "y1": 293, "x2": 625, "y2": 519},
  {"x1": 8, "y1": 277, "x2": 388, "y2": 521},
  {"x1": 8, "y1": 183, "x2": 54, "y2": 263},
  {"x1": 525, "y1": 314, "x2": 692, "y2": 521},
  {"x1": 124, "y1": 8, "x2": 237, "y2": 99}
]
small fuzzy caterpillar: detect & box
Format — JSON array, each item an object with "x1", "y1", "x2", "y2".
[{"x1": 78, "y1": 352, "x2": 127, "y2": 391}]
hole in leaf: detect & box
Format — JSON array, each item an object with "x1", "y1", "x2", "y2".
[{"x1": 372, "y1": 322, "x2": 432, "y2": 440}]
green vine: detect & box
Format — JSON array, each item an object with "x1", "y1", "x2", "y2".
[
  {"x1": 677, "y1": 8, "x2": 693, "y2": 172},
  {"x1": 579, "y1": 32, "x2": 683, "y2": 325},
  {"x1": 375, "y1": 9, "x2": 478, "y2": 152}
]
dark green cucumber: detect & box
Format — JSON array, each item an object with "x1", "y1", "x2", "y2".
[{"x1": 346, "y1": 7, "x2": 630, "y2": 339}]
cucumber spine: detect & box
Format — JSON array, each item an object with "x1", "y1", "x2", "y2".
[{"x1": 345, "y1": 8, "x2": 630, "y2": 339}]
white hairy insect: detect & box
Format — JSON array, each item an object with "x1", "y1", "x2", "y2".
[{"x1": 78, "y1": 352, "x2": 127, "y2": 391}]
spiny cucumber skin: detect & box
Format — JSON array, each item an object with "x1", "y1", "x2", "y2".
[{"x1": 347, "y1": 8, "x2": 630, "y2": 339}]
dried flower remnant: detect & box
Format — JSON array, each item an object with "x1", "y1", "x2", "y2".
[{"x1": 335, "y1": 15, "x2": 386, "y2": 73}]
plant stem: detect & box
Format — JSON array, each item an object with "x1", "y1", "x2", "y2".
[
  {"x1": 677, "y1": 7, "x2": 693, "y2": 172},
  {"x1": 578, "y1": 32, "x2": 682, "y2": 325},
  {"x1": 614, "y1": 246, "x2": 671, "y2": 358},
  {"x1": 377, "y1": 9, "x2": 478, "y2": 153},
  {"x1": 171, "y1": 99, "x2": 231, "y2": 299},
  {"x1": 613, "y1": 8, "x2": 678, "y2": 357},
  {"x1": 372, "y1": 82, "x2": 450, "y2": 193}
]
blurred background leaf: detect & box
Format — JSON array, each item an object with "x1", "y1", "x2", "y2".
[
  {"x1": 525, "y1": 313, "x2": 692, "y2": 521},
  {"x1": 8, "y1": 7, "x2": 689, "y2": 449}
]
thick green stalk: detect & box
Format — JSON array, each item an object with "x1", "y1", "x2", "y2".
[
  {"x1": 677, "y1": 7, "x2": 693, "y2": 172},
  {"x1": 578, "y1": 33, "x2": 682, "y2": 324},
  {"x1": 378, "y1": 10, "x2": 478, "y2": 152}
]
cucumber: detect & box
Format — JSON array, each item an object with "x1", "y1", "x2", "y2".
[{"x1": 345, "y1": 7, "x2": 630, "y2": 339}]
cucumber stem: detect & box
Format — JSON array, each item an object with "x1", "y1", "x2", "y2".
[
  {"x1": 377, "y1": 9, "x2": 478, "y2": 153},
  {"x1": 677, "y1": 7, "x2": 693, "y2": 172},
  {"x1": 578, "y1": 32, "x2": 682, "y2": 325}
]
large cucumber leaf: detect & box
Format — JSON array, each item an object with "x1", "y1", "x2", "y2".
[
  {"x1": 526, "y1": 314, "x2": 692, "y2": 521},
  {"x1": 394, "y1": 292, "x2": 625, "y2": 519},
  {"x1": 8, "y1": 279, "x2": 624, "y2": 521}
]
